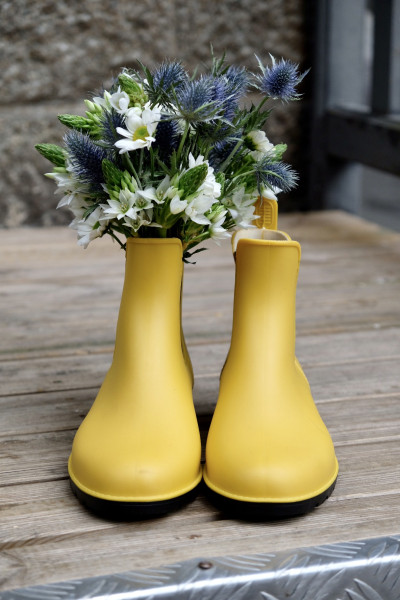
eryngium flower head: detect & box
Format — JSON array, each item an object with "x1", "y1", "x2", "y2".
[
  {"x1": 152, "y1": 61, "x2": 188, "y2": 92},
  {"x1": 208, "y1": 75, "x2": 237, "y2": 123},
  {"x1": 154, "y1": 117, "x2": 180, "y2": 159},
  {"x1": 195, "y1": 76, "x2": 239, "y2": 141},
  {"x1": 255, "y1": 157, "x2": 298, "y2": 193},
  {"x1": 65, "y1": 131, "x2": 110, "y2": 190},
  {"x1": 100, "y1": 109, "x2": 125, "y2": 146},
  {"x1": 225, "y1": 65, "x2": 249, "y2": 101},
  {"x1": 175, "y1": 76, "x2": 220, "y2": 123},
  {"x1": 256, "y1": 55, "x2": 307, "y2": 101}
]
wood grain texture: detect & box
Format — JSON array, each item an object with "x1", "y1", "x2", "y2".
[{"x1": 0, "y1": 211, "x2": 400, "y2": 592}]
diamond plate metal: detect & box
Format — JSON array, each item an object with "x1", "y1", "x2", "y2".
[{"x1": 2, "y1": 535, "x2": 400, "y2": 600}]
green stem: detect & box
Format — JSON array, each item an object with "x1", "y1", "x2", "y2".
[
  {"x1": 230, "y1": 169, "x2": 255, "y2": 182},
  {"x1": 176, "y1": 122, "x2": 190, "y2": 165},
  {"x1": 219, "y1": 139, "x2": 244, "y2": 173},
  {"x1": 105, "y1": 227, "x2": 126, "y2": 250},
  {"x1": 155, "y1": 155, "x2": 171, "y2": 175},
  {"x1": 150, "y1": 147, "x2": 155, "y2": 178},
  {"x1": 254, "y1": 96, "x2": 269, "y2": 116},
  {"x1": 139, "y1": 148, "x2": 144, "y2": 177},
  {"x1": 223, "y1": 169, "x2": 256, "y2": 196},
  {"x1": 123, "y1": 154, "x2": 142, "y2": 188}
]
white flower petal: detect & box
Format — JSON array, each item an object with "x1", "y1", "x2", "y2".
[
  {"x1": 116, "y1": 127, "x2": 134, "y2": 139},
  {"x1": 137, "y1": 187, "x2": 157, "y2": 201},
  {"x1": 125, "y1": 113, "x2": 143, "y2": 132},
  {"x1": 190, "y1": 213, "x2": 211, "y2": 225},
  {"x1": 170, "y1": 195, "x2": 187, "y2": 214},
  {"x1": 109, "y1": 91, "x2": 130, "y2": 114}
]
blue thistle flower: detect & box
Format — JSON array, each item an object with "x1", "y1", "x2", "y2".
[
  {"x1": 65, "y1": 131, "x2": 110, "y2": 191},
  {"x1": 255, "y1": 157, "x2": 298, "y2": 192},
  {"x1": 175, "y1": 76, "x2": 219, "y2": 123},
  {"x1": 152, "y1": 61, "x2": 188, "y2": 92},
  {"x1": 208, "y1": 75, "x2": 237, "y2": 123},
  {"x1": 256, "y1": 55, "x2": 307, "y2": 101},
  {"x1": 225, "y1": 65, "x2": 249, "y2": 101},
  {"x1": 196, "y1": 76, "x2": 238, "y2": 141},
  {"x1": 100, "y1": 109, "x2": 125, "y2": 146},
  {"x1": 154, "y1": 117, "x2": 180, "y2": 159}
]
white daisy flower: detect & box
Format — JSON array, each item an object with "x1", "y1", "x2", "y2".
[
  {"x1": 123, "y1": 211, "x2": 156, "y2": 233},
  {"x1": 115, "y1": 102, "x2": 161, "y2": 153},
  {"x1": 138, "y1": 177, "x2": 176, "y2": 207},
  {"x1": 46, "y1": 169, "x2": 90, "y2": 211},
  {"x1": 70, "y1": 206, "x2": 109, "y2": 249},
  {"x1": 170, "y1": 194, "x2": 187, "y2": 214},
  {"x1": 65, "y1": 196, "x2": 88, "y2": 220},
  {"x1": 224, "y1": 186, "x2": 259, "y2": 228},
  {"x1": 246, "y1": 130, "x2": 275, "y2": 160},
  {"x1": 102, "y1": 188, "x2": 138, "y2": 220},
  {"x1": 184, "y1": 195, "x2": 213, "y2": 225},
  {"x1": 92, "y1": 87, "x2": 130, "y2": 114},
  {"x1": 135, "y1": 189, "x2": 155, "y2": 211},
  {"x1": 109, "y1": 90, "x2": 130, "y2": 114},
  {"x1": 209, "y1": 211, "x2": 230, "y2": 244}
]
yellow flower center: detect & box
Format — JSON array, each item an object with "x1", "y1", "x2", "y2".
[{"x1": 133, "y1": 125, "x2": 149, "y2": 141}]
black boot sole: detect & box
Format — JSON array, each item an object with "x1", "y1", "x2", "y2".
[
  {"x1": 70, "y1": 478, "x2": 201, "y2": 521},
  {"x1": 205, "y1": 478, "x2": 337, "y2": 520}
]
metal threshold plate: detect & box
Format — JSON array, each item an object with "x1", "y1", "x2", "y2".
[{"x1": 2, "y1": 534, "x2": 400, "y2": 599}]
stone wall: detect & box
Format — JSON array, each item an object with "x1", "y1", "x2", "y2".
[{"x1": 0, "y1": 0, "x2": 311, "y2": 227}]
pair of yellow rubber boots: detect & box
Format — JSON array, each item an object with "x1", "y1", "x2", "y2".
[{"x1": 68, "y1": 199, "x2": 338, "y2": 519}]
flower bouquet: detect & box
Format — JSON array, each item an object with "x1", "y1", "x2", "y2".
[{"x1": 36, "y1": 51, "x2": 305, "y2": 259}]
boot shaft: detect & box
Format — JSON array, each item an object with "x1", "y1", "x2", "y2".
[
  {"x1": 113, "y1": 238, "x2": 184, "y2": 370},
  {"x1": 227, "y1": 236, "x2": 301, "y2": 377}
]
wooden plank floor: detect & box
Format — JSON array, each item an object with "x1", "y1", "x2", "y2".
[{"x1": 1, "y1": 210, "x2": 400, "y2": 593}]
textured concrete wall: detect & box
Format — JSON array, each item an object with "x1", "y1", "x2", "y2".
[{"x1": 0, "y1": 0, "x2": 310, "y2": 227}]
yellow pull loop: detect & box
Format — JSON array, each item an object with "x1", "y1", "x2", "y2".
[{"x1": 253, "y1": 196, "x2": 278, "y2": 230}]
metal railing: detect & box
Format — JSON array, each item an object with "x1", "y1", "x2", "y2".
[{"x1": 309, "y1": 0, "x2": 400, "y2": 212}]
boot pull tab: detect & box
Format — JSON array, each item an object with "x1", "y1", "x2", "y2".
[
  {"x1": 253, "y1": 195, "x2": 278, "y2": 230},
  {"x1": 231, "y1": 195, "x2": 290, "y2": 255}
]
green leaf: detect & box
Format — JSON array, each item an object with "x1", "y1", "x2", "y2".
[
  {"x1": 35, "y1": 143, "x2": 66, "y2": 167},
  {"x1": 274, "y1": 144, "x2": 287, "y2": 160},
  {"x1": 183, "y1": 246, "x2": 208, "y2": 264},
  {"x1": 235, "y1": 104, "x2": 271, "y2": 134},
  {"x1": 82, "y1": 204, "x2": 99, "y2": 220},
  {"x1": 179, "y1": 164, "x2": 208, "y2": 197},
  {"x1": 215, "y1": 171, "x2": 225, "y2": 196},
  {"x1": 215, "y1": 171, "x2": 225, "y2": 186}
]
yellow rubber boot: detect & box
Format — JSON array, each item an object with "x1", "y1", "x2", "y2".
[
  {"x1": 68, "y1": 238, "x2": 202, "y2": 519},
  {"x1": 203, "y1": 231, "x2": 338, "y2": 518}
]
